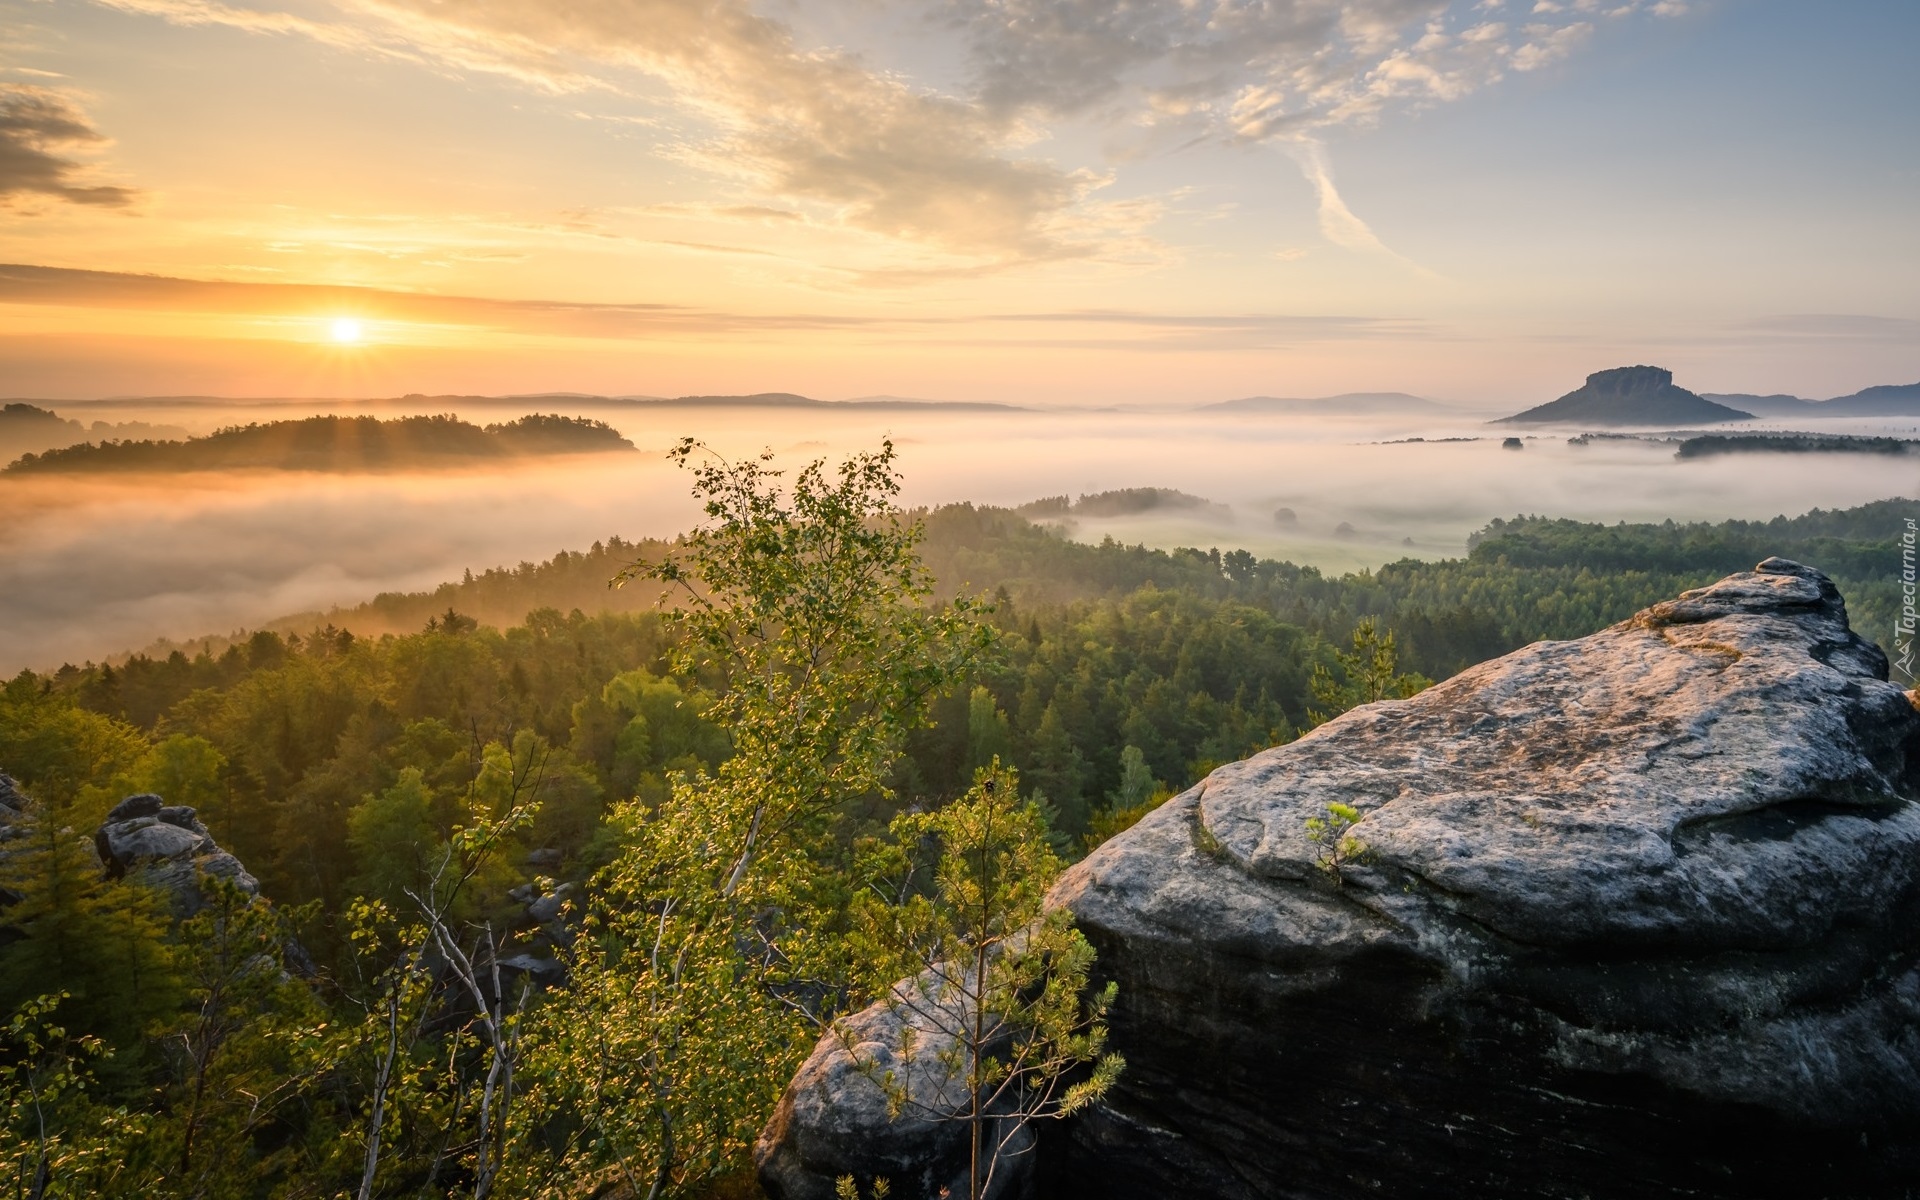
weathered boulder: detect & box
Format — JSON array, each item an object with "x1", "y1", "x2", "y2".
[
  {"x1": 95, "y1": 792, "x2": 259, "y2": 916},
  {"x1": 759, "y1": 559, "x2": 1920, "y2": 1199},
  {"x1": 758, "y1": 974, "x2": 1038, "y2": 1200}
]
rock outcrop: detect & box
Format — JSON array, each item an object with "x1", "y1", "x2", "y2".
[
  {"x1": 0, "y1": 773, "x2": 26, "y2": 909},
  {"x1": 0, "y1": 771, "x2": 25, "y2": 835},
  {"x1": 1497, "y1": 365, "x2": 1753, "y2": 427},
  {"x1": 759, "y1": 559, "x2": 1920, "y2": 1199},
  {"x1": 94, "y1": 792, "x2": 260, "y2": 916}
]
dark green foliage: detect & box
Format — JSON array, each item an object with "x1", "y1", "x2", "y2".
[
  {"x1": 27, "y1": 496, "x2": 1910, "y2": 914},
  {"x1": 0, "y1": 812, "x2": 181, "y2": 1061},
  {"x1": 1307, "y1": 618, "x2": 1431, "y2": 728}
]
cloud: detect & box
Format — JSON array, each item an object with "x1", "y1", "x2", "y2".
[
  {"x1": 376, "y1": 0, "x2": 1127, "y2": 261},
  {"x1": 0, "y1": 85, "x2": 138, "y2": 207},
  {"x1": 84, "y1": 0, "x2": 1668, "y2": 263},
  {"x1": 936, "y1": 0, "x2": 1633, "y2": 262},
  {"x1": 946, "y1": 0, "x2": 1609, "y2": 138},
  {"x1": 1511, "y1": 21, "x2": 1592, "y2": 71},
  {"x1": 98, "y1": 0, "x2": 1114, "y2": 263}
]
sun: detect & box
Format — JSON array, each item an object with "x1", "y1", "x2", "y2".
[{"x1": 330, "y1": 317, "x2": 364, "y2": 343}]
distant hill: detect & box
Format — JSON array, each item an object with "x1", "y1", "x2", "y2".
[
  {"x1": 1700, "y1": 393, "x2": 1817, "y2": 417},
  {"x1": 1496, "y1": 366, "x2": 1751, "y2": 427},
  {"x1": 1017, "y1": 487, "x2": 1232, "y2": 521},
  {"x1": 1698, "y1": 385, "x2": 1920, "y2": 419},
  {"x1": 1820, "y1": 382, "x2": 1920, "y2": 416},
  {"x1": 0, "y1": 401, "x2": 190, "y2": 460},
  {"x1": 1200, "y1": 392, "x2": 1445, "y2": 415},
  {"x1": 0, "y1": 401, "x2": 74, "y2": 434},
  {"x1": 3, "y1": 413, "x2": 633, "y2": 474}
]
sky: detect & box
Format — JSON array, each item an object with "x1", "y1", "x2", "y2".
[{"x1": 1, "y1": 0, "x2": 1916, "y2": 405}]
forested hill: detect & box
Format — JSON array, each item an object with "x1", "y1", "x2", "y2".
[
  {"x1": 0, "y1": 401, "x2": 189, "y2": 460},
  {"x1": 1, "y1": 490, "x2": 1906, "y2": 1200},
  {"x1": 117, "y1": 496, "x2": 1908, "y2": 715},
  {"x1": 2, "y1": 412, "x2": 633, "y2": 474}
]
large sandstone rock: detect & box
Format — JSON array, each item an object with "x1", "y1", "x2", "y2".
[
  {"x1": 95, "y1": 792, "x2": 260, "y2": 916},
  {"x1": 760, "y1": 559, "x2": 1920, "y2": 1199},
  {"x1": 1496, "y1": 364, "x2": 1753, "y2": 427}
]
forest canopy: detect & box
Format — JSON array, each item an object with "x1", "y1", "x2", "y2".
[{"x1": 0, "y1": 462, "x2": 1910, "y2": 1199}]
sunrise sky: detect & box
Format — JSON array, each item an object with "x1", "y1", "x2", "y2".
[{"x1": 2, "y1": 0, "x2": 1915, "y2": 405}]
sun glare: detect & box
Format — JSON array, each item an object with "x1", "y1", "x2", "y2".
[{"x1": 330, "y1": 317, "x2": 363, "y2": 344}]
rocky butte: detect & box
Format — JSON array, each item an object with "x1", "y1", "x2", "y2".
[
  {"x1": 759, "y1": 558, "x2": 1920, "y2": 1198},
  {"x1": 1496, "y1": 365, "x2": 1753, "y2": 427}
]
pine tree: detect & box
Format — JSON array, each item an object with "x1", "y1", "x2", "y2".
[
  {"x1": 1307, "y1": 618, "x2": 1433, "y2": 728},
  {"x1": 0, "y1": 807, "x2": 180, "y2": 1063},
  {"x1": 844, "y1": 762, "x2": 1122, "y2": 1200}
]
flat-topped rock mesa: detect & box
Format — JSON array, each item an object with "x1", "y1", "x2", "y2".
[
  {"x1": 1497, "y1": 365, "x2": 1753, "y2": 427},
  {"x1": 93, "y1": 792, "x2": 261, "y2": 916},
  {"x1": 759, "y1": 558, "x2": 1920, "y2": 1199}
]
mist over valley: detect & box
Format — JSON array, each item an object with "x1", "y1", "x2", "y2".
[{"x1": 5, "y1": 382, "x2": 1917, "y2": 672}]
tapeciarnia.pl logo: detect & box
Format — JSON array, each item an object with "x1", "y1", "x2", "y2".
[{"x1": 1898, "y1": 517, "x2": 1917, "y2": 685}]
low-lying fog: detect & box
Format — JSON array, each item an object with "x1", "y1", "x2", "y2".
[{"x1": 4, "y1": 397, "x2": 1916, "y2": 673}]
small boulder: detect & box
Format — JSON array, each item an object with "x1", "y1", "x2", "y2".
[
  {"x1": 105, "y1": 792, "x2": 163, "y2": 823},
  {"x1": 97, "y1": 816, "x2": 208, "y2": 869},
  {"x1": 158, "y1": 805, "x2": 210, "y2": 836},
  {"x1": 527, "y1": 882, "x2": 577, "y2": 926},
  {"x1": 757, "y1": 980, "x2": 1035, "y2": 1200},
  {"x1": 496, "y1": 954, "x2": 566, "y2": 988}
]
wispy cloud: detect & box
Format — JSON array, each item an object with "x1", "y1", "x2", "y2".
[
  {"x1": 0, "y1": 85, "x2": 138, "y2": 208},
  {"x1": 0, "y1": 262, "x2": 1435, "y2": 348},
  {"x1": 1734, "y1": 314, "x2": 1920, "y2": 344},
  {"x1": 1285, "y1": 139, "x2": 1395, "y2": 256}
]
